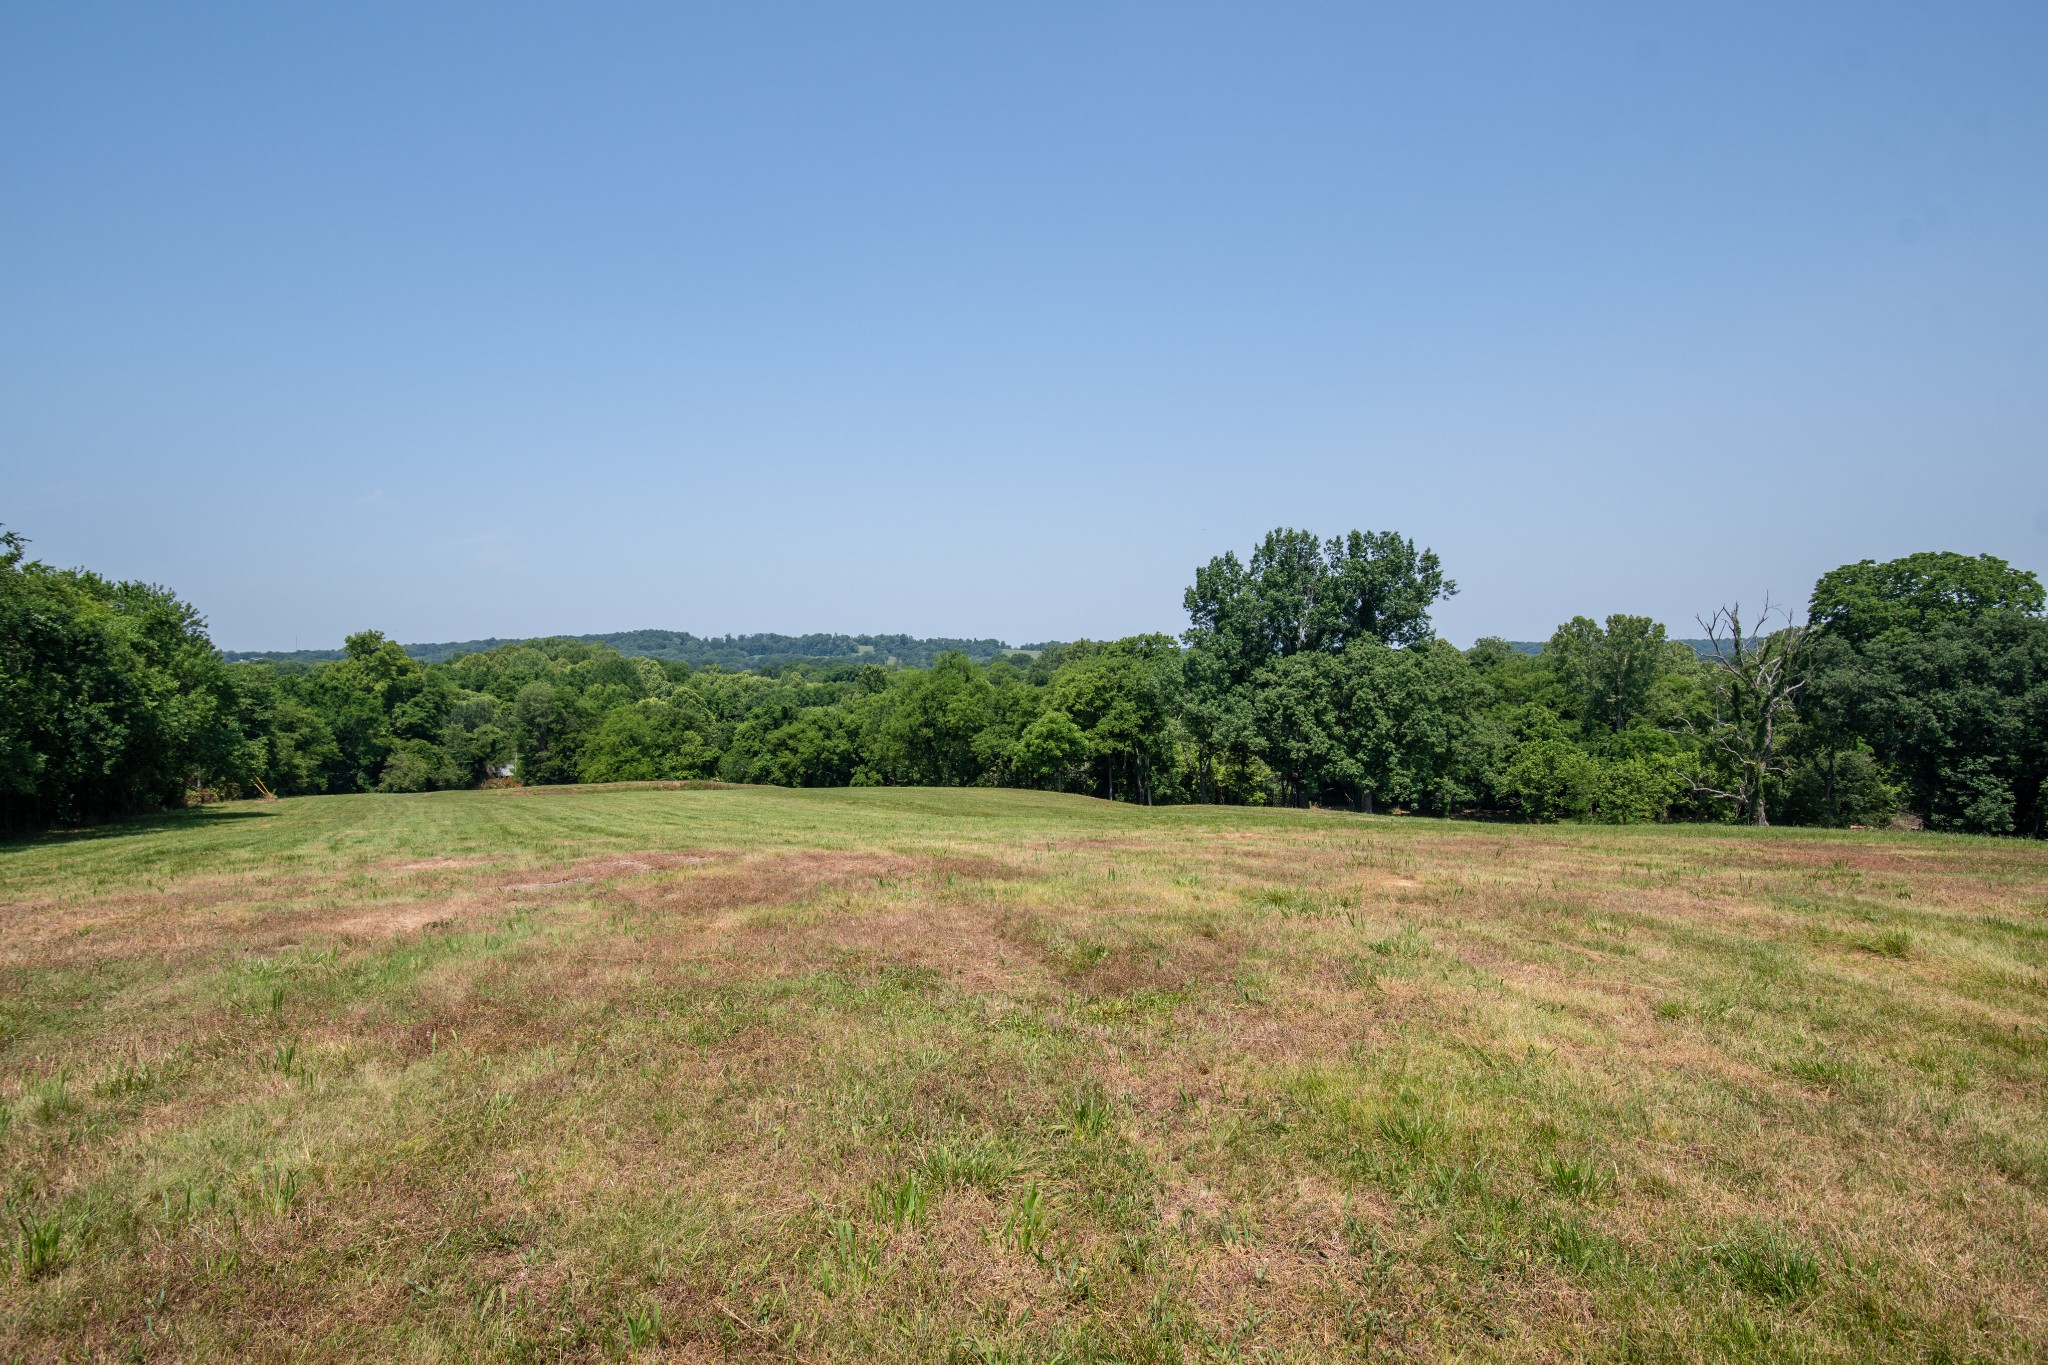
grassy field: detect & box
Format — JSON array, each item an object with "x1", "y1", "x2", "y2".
[{"x1": 2, "y1": 784, "x2": 2045, "y2": 1362}]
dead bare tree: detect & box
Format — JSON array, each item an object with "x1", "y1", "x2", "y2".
[{"x1": 1691, "y1": 598, "x2": 1806, "y2": 827}]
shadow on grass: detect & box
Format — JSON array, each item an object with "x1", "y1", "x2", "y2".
[{"x1": 0, "y1": 805, "x2": 279, "y2": 853}]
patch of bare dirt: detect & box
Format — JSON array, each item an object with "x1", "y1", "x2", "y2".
[
  {"x1": 987, "y1": 907, "x2": 1242, "y2": 1001},
  {"x1": 929, "y1": 854, "x2": 1033, "y2": 883},
  {"x1": 332, "y1": 902, "x2": 473, "y2": 937},
  {"x1": 486, "y1": 850, "x2": 730, "y2": 892},
  {"x1": 812, "y1": 904, "x2": 1044, "y2": 998},
  {"x1": 0, "y1": 870, "x2": 334, "y2": 971},
  {"x1": 636, "y1": 851, "x2": 922, "y2": 919}
]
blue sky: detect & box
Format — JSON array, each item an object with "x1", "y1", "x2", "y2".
[{"x1": 4, "y1": 2, "x2": 2044, "y2": 650}]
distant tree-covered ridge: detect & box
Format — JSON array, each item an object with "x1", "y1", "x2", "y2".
[
  {"x1": 1507, "y1": 640, "x2": 1723, "y2": 659},
  {"x1": 6, "y1": 525, "x2": 2042, "y2": 836},
  {"x1": 234, "y1": 633, "x2": 1727, "y2": 666},
  {"x1": 224, "y1": 631, "x2": 1030, "y2": 670}
]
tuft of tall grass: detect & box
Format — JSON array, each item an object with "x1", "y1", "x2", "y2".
[
  {"x1": 12, "y1": 1210, "x2": 62, "y2": 1280},
  {"x1": 1002, "y1": 1185, "x2": 1049, "y2": 1258},
  {"x1": 257, "y1": 1166, "x2": 303, "y2": 1218},
  {"x1": 1339, "y1": 1214, "x2": 1389, "y2": 1263},
  {"x1": 1050, "y1": 1254, "x2": 1093, "y2": 1303},
  {"x1": 919, "y1": 1141, "x2": 1009, "y2": 1191},
  {"x1": 1539, "y1": 1154, "x2": 1609, "y2": 1201},
  {"x1": 815, "y1": 1216, "x2": 879, "y2": 1296},
  {"x1": 868, "y1": 1171, "x2": 927, "y2": 1231},
  {"x1": 621, "y1": 1300, "x2": 662, "y2": 1349},
  {"x1": 1369, "y1": 925, "x2": 1429, "y2": 960},
  {"x1": 93, "y1": 1056, "x2": 159, "y2": 1098},
  {"x1": 1067, "y1": 1088, "x2": 1115, "y2": 1138},
  {"x1": 1547, "y1": 1217, "x2": 1612, "y2": 1279},
  {"x1": 1246, "y1": 887, "x2": 1338, "y2": 919},
  {"x1": 1784, "y1": 1055, "x2": 1855, "y2": 1092},
  {"x1": 1375, "y1": 1109, "x2": 1442, "y2": 1153},
  {"x1": 1713, "y1": 1226, "x2": 1822, "y2": 1301},
  {"x1": 23, "y1": 1073, "x2": 76, "y2": 1125}
]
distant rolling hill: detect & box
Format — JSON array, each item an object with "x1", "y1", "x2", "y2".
[
  {"x1": 222, "y1": 631, "x2": 1049, "y2": 671},
  {"x1": 227, "y1": 633, "x2": 1729, "y2": 671},
  {"x1": 1504, "y1": 639, "x2": 1724, "y2": 659}
]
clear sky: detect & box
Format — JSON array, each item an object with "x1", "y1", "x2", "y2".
[{"x1": 4, "y1": 3, "x2": 2045, "y2": 651}]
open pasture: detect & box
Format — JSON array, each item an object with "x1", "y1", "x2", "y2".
[{"x1": 2, "y1": 785, "x2": 2045, "y2": 1361}]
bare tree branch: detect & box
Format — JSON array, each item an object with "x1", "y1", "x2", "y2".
[{"x1": 1689, "y1": 597, "x2": 1806, "y2": 826}]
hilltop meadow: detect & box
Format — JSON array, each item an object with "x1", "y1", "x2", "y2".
[{"x1": 4, "y1": 784, "x2": 2045, "y2": 1361}]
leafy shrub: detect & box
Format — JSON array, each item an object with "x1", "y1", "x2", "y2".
[
  {"x1": 1779, "y1": 745, "x2": 1900, "y2": 828},
  {"x1": 376, "y1": 738, "x2": 461, "y2": 792},
  {"x1": 1501, "y1": 741, "x2": 1678, "y2": 823},
  {"x1": 1586, "y1": 755, "x2": 1682, "y2": 824},
  {"x1": 1500, "y1": 740, "x2": 1602, "y2": 821}
]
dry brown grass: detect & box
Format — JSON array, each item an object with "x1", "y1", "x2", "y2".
[{"x1": 1, "y1": 785, "x2": 2044, "y2": 1361}]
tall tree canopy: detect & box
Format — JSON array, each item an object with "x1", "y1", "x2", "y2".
[
  {"x1": 1802, "y1": 559, "x2": 2048, "y2": 835},
  {"x1": 1546, "y1": 614, "x2": 1678, "y2": 734},
  {"x1": 0, "y1": 530, "x2": 256, "y2": 827},
  {"x1": 1182, "y1": 528, "x2": 1459, "y2": 808},
  {"x1": 1183, "y1": 528, "x2": 1455, "y2": 685},
  {"x1": 1809, "y1": 552, "x2": 2044, "y2": 646}
]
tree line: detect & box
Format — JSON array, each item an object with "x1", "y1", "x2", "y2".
[{"x1": 3, "y1": 525, "x2": 2043, "y2": 835}]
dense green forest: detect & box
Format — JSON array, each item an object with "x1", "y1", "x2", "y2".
[{"x1": 4, "y1": 526, "x2": 2043, "y2": 835}]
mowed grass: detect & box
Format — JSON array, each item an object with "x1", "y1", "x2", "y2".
[{"x1": 2, "y1": 785, "x2": 2046, "y2": 1362}]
